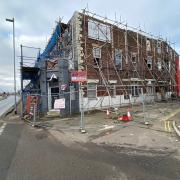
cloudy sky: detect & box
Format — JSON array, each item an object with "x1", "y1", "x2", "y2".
[{"x1": 0, "y1": 0, "x2": 179, "y2": 92}]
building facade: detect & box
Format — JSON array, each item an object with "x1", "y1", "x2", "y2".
[{"x1": 36, "y1": 11, "x2": 179, "y2": 116}]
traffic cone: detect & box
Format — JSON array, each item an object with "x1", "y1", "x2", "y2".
[
  {"x1": 106, "y1": 109, "x2": 111, "y2": 119},
  {"x1": 127, "y1": 108, "x2": 132, "y2": 120}
]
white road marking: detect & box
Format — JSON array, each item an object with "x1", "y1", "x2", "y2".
[{"x1": 0, "y1": 123, "x2": 7, "y2": 135}]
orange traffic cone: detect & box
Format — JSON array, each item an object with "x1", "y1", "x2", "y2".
[{"x1": 127, "y1": 108, "x2": 132, "y2": 120}]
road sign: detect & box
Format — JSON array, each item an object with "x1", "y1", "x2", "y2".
[
  {"x1": 54, "y1": 98, "x2": 65, "y2": 109},
  {"x1": 71, "y1": 71, "x2": 87, "y2": 82}
]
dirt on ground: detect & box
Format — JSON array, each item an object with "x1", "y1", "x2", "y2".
[{"x1": 31, "y1": 101, "x2": 180, "y2": 153}]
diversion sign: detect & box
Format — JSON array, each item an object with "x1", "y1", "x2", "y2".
[{"x1": 71, "y1": 71, "x2": 87, "y2": 83}]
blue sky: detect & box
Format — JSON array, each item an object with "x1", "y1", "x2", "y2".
[{"x1": 0, "y1": 0, "x2": 179, "y2": 92}]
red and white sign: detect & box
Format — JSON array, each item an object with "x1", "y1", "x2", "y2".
[
  {"x1": 60, "y1": 84, "x2": 67, "y2": 90},
  {"x1": 71, "y1": 71, "x2": 87, "y2": 82},
  {"x1": 54, "y1": 98, "x2": 65, "y2": 109}
]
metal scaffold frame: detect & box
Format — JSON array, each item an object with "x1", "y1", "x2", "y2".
[{"x1": 80, "y1": 8, "x2": 179, "y2": 113}]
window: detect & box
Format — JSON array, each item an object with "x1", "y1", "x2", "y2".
[
  {"x1": 146, "y1": 56, "x2": 152, "y2": 70},
  {"x1": 157, "y1": 58, "x2": 162, "y2": 71},
  {"x1": 170, "y1": 49, "x2": 173, "y2": 59},
  {"x1": 157, "y1": 41, "x2": 161, "y2": 54},
  {"x1": 110, "y1": 85, "x2": 116, "y2": 97},
  {"x1": 93, "y1": 47, "x2": 101, "y2": 66},
  {"x1": 124, "y1": 93, "x2": 130, "y2": 99},
  {"x1": 147, "y1": 86, "x2": 154, "y2": 95},
  {"x1": 164, "y1": 59, "x2": 170, "y2": 70},
  {"x1": 146, "y1": 39, "x2": 151, "y2": 52},
  {"x1": 115, "y1": 49, "x2": 122, "y2": 69},
  {"x1": 87, "y1": 83, "x2": 97, "y2": 99},
  {"x1": 88, "y1": 19, "x2": 111, "y2": 42},
  {"x1": 131, "y1": 85, "x2": 140, "y2": 97},
  {"x1": 131, "y1": 52, "x2": 137, "y2": 63}
]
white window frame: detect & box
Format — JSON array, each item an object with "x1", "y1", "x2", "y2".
[
  {"x1": 146, "y1": 39, "x2": 151, "y2": 52},
  {"x1": 115, "y1": 49, "x2": 123, "y2": 69},
  {"x1": 147, "y1": 86, "x2": 155, "y2": 95},
  {"x1": 157, "y1": 41, "x2": 161, "y2": 54},
  {"x1": 93, "y1": 47, "x2": 101, "y2": 67},
  {"x1": 93, "y1": 47, "x2": 101, "y2": 58},
  {"x1": 110, "y1": 84, "x2": 116, "y2": 98},
  {"x1": 157, "y1": 58, "x2": 162, "y2": 71},
  {"x1": 87, "y1": 83, "x2": 97, "y2": 99},
  {"x1": 131, "y1": 85, "x2": 140, "y2": 97},
  {"x1": 147, "y1": 56, "x2": 153, "y2": 70}
]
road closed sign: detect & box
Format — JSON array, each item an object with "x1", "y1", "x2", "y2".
[
  {"x1": 54, "y1": 98, "x2": 65, "y2": 109},
  {"x1": 71, "y1": 71, "x2": 87, "y2": 82}
]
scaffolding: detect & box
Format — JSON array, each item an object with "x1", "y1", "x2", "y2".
[
  {"x1": 79, "y1": 9, "x2": 179, "y2": 113},
  {"x1": 20, "y1": 9, "x2": 179, "y2": 121}
]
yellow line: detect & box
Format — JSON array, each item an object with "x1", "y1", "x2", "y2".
[
  {"x1": 164, "y1": 121, "x2": 167, "y2": 131},
  {"x1": 167, "y1": 121, "x2": 171, "y2": 132}
]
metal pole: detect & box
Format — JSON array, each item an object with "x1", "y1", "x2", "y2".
[
  {"x1": 80, "y1": 83, "x2": 86, "y2": 133},
  {"x1": 12, "y1": 18, "x2": 17, "y2": 114},
  {"x1": 32, "y1": 104, "x2": 36, "y2": 127},
  {"x1": 141, "y1": 88, "x2": 148, "y2": 125},
  {"x1": 20, "y1": 45, "x2": 23, "y2": 119},
  {"x1": 6, "y1": 18, "x2": 17, "y2": 114},
  {"x1": 69, "y1": 85, "x2": 72, "y2": 116}
]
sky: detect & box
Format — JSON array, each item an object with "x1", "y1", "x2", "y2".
[{"x1": 0, "y1": 0, "x2": 180, "y2": 92}]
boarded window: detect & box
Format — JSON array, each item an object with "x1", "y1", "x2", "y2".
[
  {"x1": 87, "y1": 84, "x2": 97, "y2": 99},
  {"x1": 88, "y1": 19, "x2": 111, "y2": 42},
  {"x1": 115, "y1": 49, "x2": 122, "y2": 69}
]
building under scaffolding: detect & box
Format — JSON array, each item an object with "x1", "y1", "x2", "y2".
[{"x1": 22, "y1": 10, "x2": 180, "y2": 117}]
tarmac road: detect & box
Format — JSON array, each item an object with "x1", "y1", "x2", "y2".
[
  {"x1": 0, "y1": 121, "x2": 180, "y2": 180},
  {"x1": 0, "y1": 96, "x2": 20, "y2": 117}
]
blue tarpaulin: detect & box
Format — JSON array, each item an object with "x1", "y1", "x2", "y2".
[{"x1": 39, "y1": 23, "x2": 61, "y2": 60}]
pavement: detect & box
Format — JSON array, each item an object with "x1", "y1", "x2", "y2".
[
  {"x1": 0, "y1": 117, "x2": 180, "y2": 180},
  {"x1": 0, "y1": 101, "x2": 180, "y2": 179},
  {"x1": 0, "y1": 95, "x2": 20, "y2": 117},
  {"x1": 37, "y1": 102, "x2": 180, "y2": 151}
]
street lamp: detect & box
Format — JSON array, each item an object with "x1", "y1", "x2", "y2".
[{"x1": 6, "y1": 18, "x2": 17, "y2": 114}]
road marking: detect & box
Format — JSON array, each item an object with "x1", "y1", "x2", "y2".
[
  {"x1": 164, "y1": 121, "x2": 171, "y2": 133},
  {"x1": 0, "y1": 123, "x2": 7, "y2": 135}
]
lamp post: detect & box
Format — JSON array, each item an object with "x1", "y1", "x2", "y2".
[{"x1": 6, "y1": 18, "x2": 17, "y2": 114}]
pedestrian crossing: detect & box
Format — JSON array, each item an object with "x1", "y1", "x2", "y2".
[{"x1": 0, "y1": 123, "x2": 6, "y2": 135}]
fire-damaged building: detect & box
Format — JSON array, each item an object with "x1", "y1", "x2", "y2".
[{"x1": 23, "y1": 11, "x2": 180, "y2": 117}]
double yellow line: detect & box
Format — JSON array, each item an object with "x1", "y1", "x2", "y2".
[
  {"x1": 162, "y1": 108, "x2": 180, "y2": 133},
  {"x1": 164, "y1": 120, "x2": 171, "y2": 132}
]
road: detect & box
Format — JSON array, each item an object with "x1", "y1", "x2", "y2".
[
  {"x1": 0, "y1": 121, "x2": 180, "y2": 180},
  {"x1": 0, "y1": 96, "x2": 20, "y2": 117}
]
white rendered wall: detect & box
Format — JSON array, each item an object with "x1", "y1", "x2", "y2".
[{"x1": 81, "y1": 94, "x2": 155, "y2": 111}]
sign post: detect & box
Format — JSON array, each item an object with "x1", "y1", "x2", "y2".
[{"x1": 71, "y1": 71, "x2": 87, "y2": 133}]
